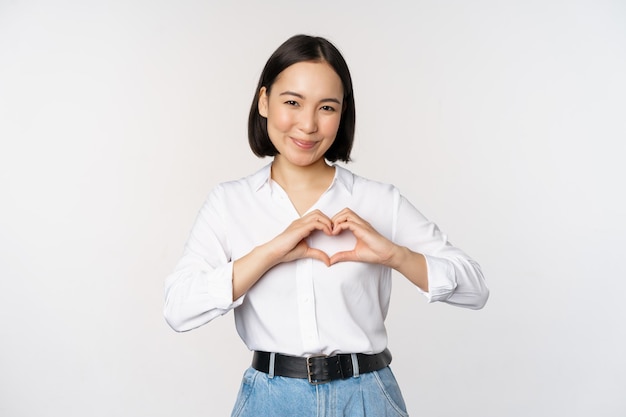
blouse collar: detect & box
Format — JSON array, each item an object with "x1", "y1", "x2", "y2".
[{"x1": 251, "y1": 162, "x2": 354, "y2": 195}]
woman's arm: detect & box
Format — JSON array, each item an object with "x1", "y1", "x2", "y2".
[
  {"x1": 165, "y1": 188, "x2": 337, "y2": 331},
  {"x1": 329, "y1": 195, "x2": 489, "y2": 309},
  {"x1": 163, "y1": 187, "x2": 239, "y2": 332}
]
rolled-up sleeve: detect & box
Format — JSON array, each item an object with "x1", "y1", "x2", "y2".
[
  {"x1": 393, "y1": 192, "x2": 489, "y2": 309},
  {"x1": 164, "y1": 186, "x2": 244, "y2": 332}
]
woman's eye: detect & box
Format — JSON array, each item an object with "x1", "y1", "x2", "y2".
[
  {"x1": 321, "y1": 105, "x2": 336, "y2": 112},
  {"x1": 285, "y1": 100, "x2": 298, "y2": 106}
]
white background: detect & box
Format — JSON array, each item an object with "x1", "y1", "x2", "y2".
[{"x1": 1, "y1": 1, "x2": 625, "y2": 416}]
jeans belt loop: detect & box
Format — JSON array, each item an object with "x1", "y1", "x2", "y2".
[
  {"x1": 351, "y1": 353, "x2": 360, "y2": 378},
  {"x1": 268, "y1": 352, "x2": 276, "y2": 379}
]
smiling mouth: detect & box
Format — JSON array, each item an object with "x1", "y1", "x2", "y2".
[{"x1": 291, "y1": 138, "x2": 318, "y2": 149}]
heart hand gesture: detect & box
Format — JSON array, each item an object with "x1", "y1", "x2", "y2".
[{"x1": 328, "y1": 208, "x2": 400, "y2": 267}]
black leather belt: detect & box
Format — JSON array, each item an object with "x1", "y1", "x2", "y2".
[{"x1": 252, "y1": 349, "x2": 392, "y2": 385}]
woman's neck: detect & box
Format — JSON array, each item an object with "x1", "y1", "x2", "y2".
[
  {"x1": 270, "y1": 156, "x2": 336, "y2": 215},
  {"x1": 270, "y1": 156, "x2": 335, "y2": 192}
]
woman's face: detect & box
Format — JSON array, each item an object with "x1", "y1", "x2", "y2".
[{"x1": 258, "y1": 61, "x2": 344, "y2": 168}]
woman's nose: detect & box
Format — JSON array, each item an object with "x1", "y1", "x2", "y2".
[{"x1": 298, "y1": 109, "x2": 318, "y2": 134}]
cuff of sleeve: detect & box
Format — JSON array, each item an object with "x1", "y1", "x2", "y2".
[
  {"x1": 206, "y1": 262, "x2": 244, "y2": 310},
  {"x1": 422, "y1": 255, "x2": 458, "y2": 303}
]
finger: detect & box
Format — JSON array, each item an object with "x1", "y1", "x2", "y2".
[
  {"x1": 311, "y1": 217, "x2": 333, "y2": 235},
  {"x1": 305, "y1": 248, "x2": 331, "y2": 266},
  {"x1": 331, "y1": 210, "x2": 366, "y2": 229},
  {"x1": 278, "y1": 219, "x2": 330, "y2": 256},
  {"x1": 330, "y1": 218, "x2": 366, "y2": 236},
  {"x1": 330, "y1": 219, "x2": 349, "y2": 235},
  {"x1": 304, "y1": 211, "x2": 333, "y2": 233},
  {"x1": 331, "y1": 211, "x2": 351, "y2": 224},
  {"x1": 333, "y1": 207, "x2": 355, "y2": 217},
  {"x1": 290, "y1": 215, "x2": 331, "y2": 237},
  {"x1": 329, "y1": 250, "x2": 359, "y2": 265},
  {"x1": 306, "y1": 209, "x2": 332, "y2": 222}
]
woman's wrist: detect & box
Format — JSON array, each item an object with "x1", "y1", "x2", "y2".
[
  {"x1": 389, "y1": 246, "x2": 428, "y2": 292},
  {"x1": 250, "y1": 242, "x2": 282, "y2": 271},
  {"x1": 386, "y1": 245, "x2": 411, "y2": 270}
]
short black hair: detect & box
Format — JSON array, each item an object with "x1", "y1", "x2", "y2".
[{"x1": 248, "y1": 35, "x2": 355, "y2": 163}]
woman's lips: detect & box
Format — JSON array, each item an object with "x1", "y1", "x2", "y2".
[{"x1": 291, "y1": 138, "x2": 318, "y2": 149}]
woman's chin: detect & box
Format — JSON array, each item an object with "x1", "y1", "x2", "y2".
[{"x1": 275, "y1": 152, "x2": 326, "y2": 168}]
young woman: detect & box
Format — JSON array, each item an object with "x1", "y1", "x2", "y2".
[{"x1": 164, "y1": 34, "x2": 489, "y2": 417}]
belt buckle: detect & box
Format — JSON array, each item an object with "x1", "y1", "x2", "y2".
[{"x1": 306, "y1": 354, "x2": 330, "y2": 385}]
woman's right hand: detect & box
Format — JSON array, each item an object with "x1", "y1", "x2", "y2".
[
  {"x1": 265, "y1": 209, "x2": 333, "y2": 266},
  {"x1": 232, "y1": 210, "x2": 332, "y2": 299}
]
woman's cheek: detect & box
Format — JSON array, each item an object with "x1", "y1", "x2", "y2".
[
  {"x1": 322, "y1": 115, "x2": 341, "y2": 137},
  {"x1": 272, "y1": 109, "x2": 294, "y2": 133}
]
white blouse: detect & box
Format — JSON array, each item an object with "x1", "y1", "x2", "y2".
[{"x1": 164, "y1": 163, "x2": 489, "y2": 356}]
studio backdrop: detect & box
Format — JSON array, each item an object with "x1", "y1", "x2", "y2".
[{"x1": 1, "y1": 1, "x2": 625, "y2": 416}]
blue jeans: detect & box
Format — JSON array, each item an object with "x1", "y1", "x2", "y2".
[{"x1": 230, "y1": 366, "x2": 409, "y2": 417}]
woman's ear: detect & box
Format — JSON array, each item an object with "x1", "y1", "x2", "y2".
[{"x1": 258, "y1": 87, "x2": 268, "y2": 118}]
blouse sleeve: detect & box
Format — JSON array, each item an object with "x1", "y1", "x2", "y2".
[
  {"x1": 392, "y1": 190, "x2": 489, "y2": 309},
  {"x1": 163, "y1": 185, "x2": 244, "y2": 332}
]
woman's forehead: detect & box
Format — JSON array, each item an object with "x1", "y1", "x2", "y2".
[{"x1": 272, "y1": 61, "x2": 343, "y2": 98}]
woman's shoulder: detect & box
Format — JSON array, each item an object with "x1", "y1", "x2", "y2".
[
  {"x1": 335, "y1": 165, "x2": 399, "y2": 196},
  {"x1": 212, "y1": 164, "x2": 272, "y2": 192},
  {"x1": 200, "y1": 164, "x2": 272, "y2": 208}
]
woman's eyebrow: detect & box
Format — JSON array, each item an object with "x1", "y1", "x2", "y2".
[{"x1": 279, "y1": 91, "x2": 341, "y2": 104}]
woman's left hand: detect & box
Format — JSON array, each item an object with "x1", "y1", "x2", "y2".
[
  {"x1": 329, "y1": 208, "x2": 429, "y2": 292},
  {"x1": 329, "y1": 208, "x2": 399, "y2": 267}
]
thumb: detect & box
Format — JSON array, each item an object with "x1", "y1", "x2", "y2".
[
  {"x1": 329, "y1": 250, "x2": 358, "y2": 265},
  {"x1": 305, "y1": 248, "x2": 331, "y2": 267}
]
